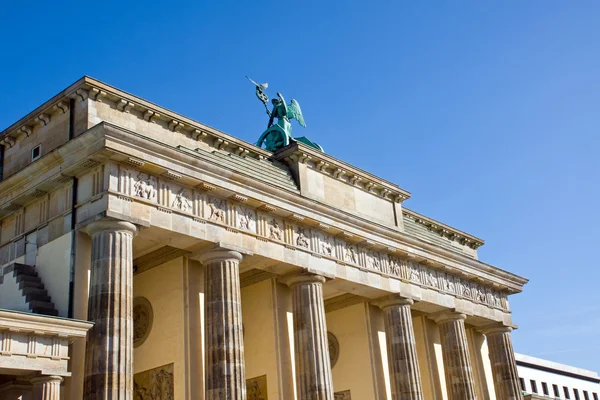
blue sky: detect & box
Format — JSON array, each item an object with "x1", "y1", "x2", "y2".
[{"x1": 1, "y1": 1, "x2": 599, "y2": 371}]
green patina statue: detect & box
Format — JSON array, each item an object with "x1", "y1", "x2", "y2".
[{"x1": 247, "y1": 76, "x2": 324, "y2": 153}]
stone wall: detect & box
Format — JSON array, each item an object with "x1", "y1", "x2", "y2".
[{"x1": 132, "y1": 257, "x2": 186, "y2": 400}]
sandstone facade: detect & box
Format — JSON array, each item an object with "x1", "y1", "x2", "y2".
[{"x1": 0, "y1": 77, "x2": 527, "y2": 399}]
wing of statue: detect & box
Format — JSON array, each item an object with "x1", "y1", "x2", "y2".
[{"x1": 287, "y1": 99, "x2": 306, "y2": 128}]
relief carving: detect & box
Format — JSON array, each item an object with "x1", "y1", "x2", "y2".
[
  {"x1": 387, "y1": 255, "x2": 402, "y2": 277},
  {"x1": 367, "y1": 250, "x2": 381, "y2": 271},
  {"x1": 133, "y1": 297, "x2": 153, "y2": 348},
  {"x1": 237, "y1": 206, "x2": 256, "y2": 231},
  {"x1": 459, "y1": 280, "x2": 472, "y2": 298},
  {"x1": 441, "y1": 273, "x2": 456, "y2": 294},
  {"x1": 407, "y1": 262, "x2": 421, "y2": 283},
  {"x1": 268, "y1": 218, "x2": 283, "y2": 241},
  {"x1": 171, "y1": 188, "x2": 192, "y2": 213},
  {"x1": 208, "y1": 197, "x2": 226, "y2": 223},
  {"x1": 320, "y1": 234, "x2": 333, "y2": 257},
  {"x1": 344, "y1": 242, "x2": 357, "y2": 264},
  {"x1": 296, "y1": 227, "x2": 310, "y2": 248},
  {"x1": 328, "y1": 332, "x2": 340, "y2": 368},
  {"x1": 134, "y1": 173, "x2": 157, "y2": 200},
  {"x1": 424, "y1": 269, "x2": 439, "y2": 289},
  {"x1": 133, "y1": 363, "x2": 174, "y2": 400},
  {"x1": 475, "y1": 284, "x2": 487, "y2": 303},
  {"x1": 334, "y1": 391, "x2": 351, "y2": 400},
  {"x1": 246, "y1": 375, "x2": 268, "y2": 400},
  {"x1": 491, "y1": 291, "x2": 503, "y2": 308}
]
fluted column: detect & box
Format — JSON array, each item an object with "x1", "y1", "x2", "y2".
[
  {"x1": 84, "y1": 220, "x2": 138, "y2": 400},
  {"x1": 195, "y1": 248, "x2": 246, "y2": 400},
  {"x1": 285, "y1": 273, "x2": 334, "y2": 400},
  {"x1": 378, "y1": 295, "x2": 424, "y2": 400},
  {"x1": 482, "y1": 326, "x2": 522, "y2": 400},
  {"x1": 31, "y1": 376, "x2": 63, "y2": 400},
  {"x1": 434, "y1": 312, "x2": 478, "y2": 400}
]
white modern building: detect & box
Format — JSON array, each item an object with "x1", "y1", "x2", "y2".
[{"x1": 517, "y1": 353, "x2": 600, "y2": 400}]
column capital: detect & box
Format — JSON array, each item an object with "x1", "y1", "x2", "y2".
[
  {"x1": 431, "y1": 311, "x2": 467, "y2": 324},
  {"x1": 30, "y1": 375, "x2": 64, "y2": 385},
  {"x1": 479, "y1": 324, "x2": 515, "y2": 335},
  {"x1": 280, "y1": 271, "x2": 327, "y2": 288},
  {"x1": 85, "y1": 219, "x2": 138, "y2": 237},
  {"x1": 190, "y1": 242, "x2": 252, "y2": 265},
  {"x1": 376, "y1": 294, "x2": 414, "y2": 309}
]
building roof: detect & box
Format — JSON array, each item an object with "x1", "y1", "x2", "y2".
[{"x1": 516, "y1": 353, "x2": 600, "y2": 383}]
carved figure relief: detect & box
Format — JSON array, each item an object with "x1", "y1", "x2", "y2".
[
  {"x1": 387, "y1": 256, "x2": 402, "y2": 276},
  {"x1": 320, "y1": 234, "x2": 333, "y2": 257},
  {"x1": 491, "y1": 291, "x2": 503, "y2": 308},
  {"x1": 134, "y1": 173, "x2": 157, "y2": 200},
  {"x1": 424, "y1": 269, "x2": 439, "y2": 288},
  {"x1": 269, "y1": 218, "x2": 283, "y2": 241},
  {"x1": 133, "y1": 297, "x2": 153, "y2": 348},
  {"x1": 441, "y1": 273, "x2": 455, "y2": 293},
  {"x1": 208, "y1": 197, "x2": 226, "y2": 223},
  {"x1": 133, "y1": 363, "x2": 174, "y2": 400},
  {"x1": 475, "y1": 285, "x2": 487, "y2": 303},
  {"x1": 328, "y1": 332, "x2": 340, "y2": 368},
  {"x1": 296, "y1": 227, "x2": 310, "y2": 248},
  {"x1": 246, "y1": 375, "x2": 268, "y2": 400},
  {"x1": 344, "y1": 243, "x2": 357, "y2": 264},
  {"x1": 460, "y1": 281, "x2": 472, "y2": 298},
  {"x1": 334, "y1": 391, "x2": 352, "y2": 400},
  {"x1": 366, "y1": 250, "x2": 380, "y2": 271},
  {"x1": 171, "y1": 188, "x2": 192, "y2": 213},
  {"x1": 408, "y1": 262, "x2": 421, "y2": 283},
  {"x1": 237, "y1": 206, "x2": 256, "y2": 231}
]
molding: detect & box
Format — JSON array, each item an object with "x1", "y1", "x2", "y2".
[
  {"x1": 0, "y1": 309, "x2": 92, "y2": 338},
  {"x1": 403, "y1": 209, "x2": 485, "y2": 249},
  {"x1": 274, "y1": 142, "x2": 411, "y2": 204},
  {"x1": 0, "y1": 120, "x2": 527, "y2": 296}
]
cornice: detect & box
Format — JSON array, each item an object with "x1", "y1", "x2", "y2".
[
  {"x1": 98, "y1": 123, "x2": 527, "y2": 293},
  {"x1": 0, "y1": 309, "x2": 93, "y2": 338},
  {"x1": 274, "y1": 142, "x2": 411, "y2": 203},
  {"x1": 403, "y1": 208, "x2": 485, "y2": 249},
  {"x1": 0, "y1": 122, "x2": 527, "y2": 293}
]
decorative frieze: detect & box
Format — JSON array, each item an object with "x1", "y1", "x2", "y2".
[{"x1": 114, "y1": 166, "x2": 509, "y2": 311}]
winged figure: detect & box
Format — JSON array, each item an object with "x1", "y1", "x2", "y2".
[
  {"x1": 248, "y1": 76, "x2": 323, "y2": 152},
  {"x1": 256, "y1": 92, "x2": 307, "y2": 151}
]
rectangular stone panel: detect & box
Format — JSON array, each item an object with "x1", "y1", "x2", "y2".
[
  {"x1": 133, "y1": 362, "x2": 174, "y2": 399},
  {"x1": 246, "y1": 374, "x2": 268, "y2": 400}
]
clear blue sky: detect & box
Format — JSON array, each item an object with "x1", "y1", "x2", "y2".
[{"x1": 2, "y1": 1, "x2": 599, "y2": 371}]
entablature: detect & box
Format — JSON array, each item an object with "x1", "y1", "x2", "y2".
[{"x1": 0, "y1": 123, "x2": 527, "y2": 300}]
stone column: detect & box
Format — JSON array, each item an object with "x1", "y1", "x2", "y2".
[
  {"x1": 378, "y1": 295, "x2": 424, "y2": 400},
  {"x1": 84, "y1": 220, "x2": 138, "y2": 399},
  {"x1": 434, "y1": 312, "x2": 478, "y2": 400},
  {"x1": 482, "y1": 326, "x2": 522, "y2": 400},
  {"x1": 285, "y1": 273, "x2": 334, "y2": 400},
  {"x1": 195, "y1": 248, "x2": 246, "y2": 400},
  {"x1": 31, "y1": 375, "x2": 63, "y2": 400}
]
